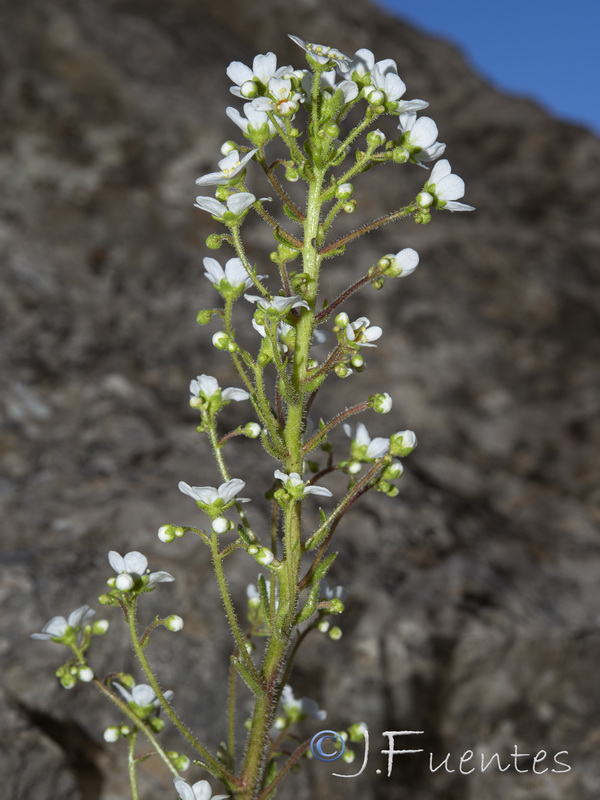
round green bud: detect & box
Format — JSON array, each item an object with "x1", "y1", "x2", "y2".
[
  {"x1": 329, "y1": 626, "x2": 343, "y2": 641},
  {"x1": 350, "y1": 354, "x2": 364, "y2": 370},
  {"x1": 335, "y1": 183, "x2": 354, "y2": 201},
  {"x1": 369, "y1": 392, "x2": 393, "y2": 414},
  {"x1": 328, "y1": 598, "x2": 345, "y2": 614},
  {"x1": 247, "y1": 545, "x2": 259, "y2": 556},
  {"x1": 334, "y1": 364, "x2": 352, "y2": 378},
  {"x1": 93, "y1": 619, "x2": 109, "y2": 635},
  {"x1": 243, "y1": 422, "x2": 261, "y2": 439},
  {"x1": 346, "y1": 460, "x2": 362, "y2": 475},
  {"x1": 386, "y1": 485, "x2": 400, "y2": 497},
  {"x1": 389, "y1": 430, "x2": 417, "y2": 457},
  {"x1": 149, "y1": 718, "x2": 166, "y2": 733},
  {"x1": 392, "y1": 147, "x2": 409, "y2": 164},
  {"x1": 417, "y1": 191, "x2": 434, "y2": 208},
  {"x1": 318, "y1": 620, "x2": 330, "y2": 633},
  {"x1": 165, "y1": 615, "x2": 184, "y2": 632},
  {"x1": 342, "y1": 749, "x2": 356, "y2": 764},
  {"x1": 60, "y1": 673, "x2": 77, "y2": 690},
  {"x1": 348, "y1": 722, "x2": 368, "y2": 743},
  {"x1": 343, "y1": 200, "x2": 357, "y2": 213},
  {"x1": 212, "y1": 331, "x2": 229, "y2": 350},
  {"x1": 325, "y1": 123, "x2": 340, "y2": 139},
  {"x1": 205, "y1": 234, "x2": 223, "y2": 250},
  {"x1": 285, "y1": 167, "x2": 300, "y2": 182},
  {"x1": 334, "y1": 311, "x2": 350, "y2": 328},
  {"x1": 255, "y1": 547, "x2": 274, "y2": 566},
  {"x1": 366, "y1": 129, "x2": 386, "y2": 148},
  {"x1": 372, "y1": 278, "x2": 385, "y2": 290},
  {"x1": 414, "y1": 211, "x2": 431, "y2": 225},
  {"x1": 98, "y1": 594, "x2": 111, "y2": 605},
  {"x1": 227, "y1": 341, "x2": 239, "y2": 353},
  {"x1": 197, "y1": 309, "x2": 216, "y2": 325},
  {"x1": 215, "y1": 185, "x2": 230, "y2": 201},
  {"x1": 168, "y1": 752, "x2": 191, "y2": 771},
  {"x1": 240, "y1": 80, "x2": 258, "y2": 98},
  {"x1": 158, "y1": 524, "x2": 178, "y2": 543},
  {"x1": 367, "y1": 89, "x2": 384, "y2": 105},
  {"x1": 383, "y1": 460, "x2": 404, "y2": 480}
]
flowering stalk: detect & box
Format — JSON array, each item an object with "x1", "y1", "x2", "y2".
[{"x1": 32, "y1": 33, "x2": 473, "y2": 800}]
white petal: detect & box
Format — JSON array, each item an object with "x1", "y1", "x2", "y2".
[
  {"x1": 221, "y1": 387, "x2": 250, "y2": 402},
  {"x1": 123, "y1": 551, "x2": 148, "y2": 574},
  {"x1": 68, "y1": 605, "x2": 95, "y2": 629},
  {"x1": 253, "y1": 52, "x2": 277, "y2": 84},
  {"x1": 194, "y1": 196, "x2": 227, "y2": 216},
  {"x1": 343, "y1": 423, "x2": 352, "y2": 439},
  {"x1": 174, "y1": 778, "x2": 196, "y2": 800},
  {"x1": 429, "y1": 159, "x2": 451, "y2": 183},
  {"x1": 132, "y1": 685, "x2": 156, "y2": 706},
  {"x1": 44, "y1": 617, "x2": 69, "y2": 637},
  {"x1": 203, "y1": 257, "x2": 225, "y2": 284},
  {"x1": 412, "y1": 117, "x2": 438, "y2": 147},
  {"x1": 178, "y1": 482, "x2": 217, "y2": 504},
  {"x1": 198, "y1": 374, "x2": 219, "y2": 397},
  {"x1": 274, "y1": 469, "x2": 289, "y2": 483},
  {"x1": 305, "y1": 484, "x2": 333, "y2": 497},
  {"x1": 444, "y1": 200, "x2": 475, "y2": 212},
  {"x1": 364, "y1": 326, "x2": 382, "y2": 343},
  {"x1": 224, "y1": 257, "x2": 249, "y2": 288},
  {"x1": 192, "y1": 780, "x2": 212, "y2": 800},
  {"x1": 437, "y1": 173, "x2": 465, "y2": 201},
  {"x1": 108, "y1": 550, "x2": 125, "y2": 572},
  {"x1": 148, "y1": 570, "x2": 175, "y2": 585},
  {"x1": 195, "y1": 171, "x2": 227, "y2": 187},
  {"x1": 227, "y1": 192, "x2": 256, "y2": 215},
  {"x1": 355, "y1": 423, "x2": 370, "y2": 447},
  {"x1": 218, "y1": 478, "x2": 246, "y2": 504},
  {"x1": 225, "y1": 106, "x2": 249, "y2": 133},
  {"x1": 366, "y1": 437, "x2": 389, "y2": 459},
  {"x1": 395, "y1": 248, "x2": 419, "y2": 276},
  {"x1": 226, "y1": 61, "x2": 254, "y2": 87}
]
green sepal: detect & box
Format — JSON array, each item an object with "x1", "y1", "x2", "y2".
[
  {"x1": 283, "y1": 204, "x2": 302, "y2": 223},
  {"x1": 232, "y1": 656, "x2": 264, "y2": 697},
  {"x1": 258, "y1": 574, "x2": 272, "y2": 630},
  {"x1": 238, "y1": 524, "x2": 257, "y2": 545}
]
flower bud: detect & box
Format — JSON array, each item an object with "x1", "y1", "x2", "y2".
[
  {"x1": 165, "y1": 615, "x2": 184, "y2": 632},
  {"x1": 371, "y1": 278, "x2": 385, "y2": 289},
  {"x1": 274, "y1": 715, "x2": 286, "y2": 730},
  {"x1": 392, "y1": 147, "x2": 409, "y2": 164},
  {"x1": 212, "y1": 331, "x2": 230, "y2": 350},
  {"x1": 255, "y1": 547, "x2": 275, "y2": 566},
  {"x1": 350, "y1": 354, "x2": 364, "y2": 370},
  {"x1": 78, "y1": 666, "x2": 94, "y2": 683},
  {"x1": 240, "y1": 80, "x2": 258, "y2": 98},
  {"x1": 417, "y1": 191, "x2": 434, "y2": 208},
  {"x1": 149, "y1": 717, "x2": 166, "y2": 733},
  {"x1": 335, "y1": 183, "x2": 354, "y2": 201},
  {"x1": 383, "y1": 460, "x2": 404, "y2": 480},
  {"x1": 328, "y1": 598, "x2": 345, "y2": 614},
  {"x1": 93, "y1": 619, "x2": 109, "y2": 635},
  {"x1": 169, "y1": 752, "x2": 191, "y2": 771},
  {"x1": 366, "y1": 129, "x2": 386, "y2": 148},
  {"x1": 104, "y1": 726, "x2": 121, "y2": 743},
  {"x1": 334, "y1": 364, "x2": 352, "y2": 378},
  {"x1": 346, "y1": 460, "x2": 362, "y2": 475},
  {"x1": 243, "y1": 422, "x2": 261, "y2": 439},
  {"x1": 220, "y1": 140, "x2": 237, "y2": 156},
  {"x1": 158, "y1": 524, "x2": 182, "y2": 543},
  {"x1": 318, "y1": 620, "x2": 330, "y2": 633},
  {"x1": 60, "y1": 673, "x2": 77, "y2": 690},
  {"x1": 369, "y1": 392, "x2": 392, "y2": 414},
  {"x1": 329, "y1": 626, "x2": 342, "y2": 641},
  {"x1": 115, "y1": 573, "x2": 135, "y2": 592},
  {"x1": 212, "y1": 517, "x2": 230, "y2": 534},
  {"x1": 334, "y1": 312, "x2": 350, "y2": 328},
  {"x1": 342, "y1": 749, "x2": 356, "y2": 764},
  {"x1": 285, "y1": 166, "x2": 299, "y2": 182},
  {"x1": 205, "y1": 234, "x2": 223, "y2": 250},
  {"x1": 348, "y1": 722, "x2": 368, "y2": 742},
  {"x1": 324, "y1": 123, "x2": 340, "y2": 138},
  {"x1": 342, "y1": 200, "x2": 356, "y2": 213},
  {"x1": 247, "y1": 545, "x2": 259, "y2": 556},
  {"x1": 414, "y1": 210, "x2": 431, "y2": 225},
  {"x1": 367, "y1": 89, "x2": 384, "y2": 105},
  {"x1": 197, "y1": 308, "x2": 217, "y2": 325},
  {"x1": 389, "y1": 430, "x2": 417, "y2": 457}
]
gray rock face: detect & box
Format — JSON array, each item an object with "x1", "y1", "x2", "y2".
[{"x1": 2, "y1": 1, "x2": 599, "y2": 798}]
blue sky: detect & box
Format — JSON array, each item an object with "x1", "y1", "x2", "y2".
[{"x1": 372, "y1": 0, "x2": 600, "y2": 135}]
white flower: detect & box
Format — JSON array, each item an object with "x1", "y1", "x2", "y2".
[
  {"x1": 108, "y1": 551, "x2": 174, "y2": 590},
  {"x1": 320, "y1": 583, "x2": 346, "y2": 602},
  {"x1": 178, "y1": 479, "x2": 250, "y2": 508},
  {"x1": 288, "y1": 34, "x2": 350, "y2": 67},
  {"x1": 245, "y1": 294, "x2": 309, "y2": 314},
  {"x1": 344, "y1": 422, "x2": 389, "y2": 460},
  {"x1": 194, "y1": 192, "x2": 258, "y2": 220},
  {"x1": 31, "y1": 605, "x2": 95, "y2": 641},
  {"x1": 203, "y1": 256, "x2": 255, "y2": 293},
  {"x1": 380, "y1": 248, "x2": 419, "y2": 278},
  {"x1": 227, "y1": 51, "x2": 283, "y2": 97},
  {"x1": 189, "y1": 374, "x2": 249, "y2": 404},
  {"x1": 173, "y1": 777, "x2": 228, "y2": 800},
  {"x1": 281, "y1": 685, "x2": 327, "y2": 721},
  {"x1": 274, "y1": 470, "x2": 332, "y2": 498},
  {"x1": 312, "y1": 71, "x2": 358, "y2": 103},
  {"x1": 195, "y1": 149, "x2": 257, "y2": 187},
  {"x1": 397, "y1": 113, "x2": 446, "y2": 165},
  {"x1": 226, "y1": 104, "x2": 276, "y2": 137},
  {"x1": 345, "y1": 316, "x2": 382, "y2": 347},
  {"x1": 115, "y1": 682, "x2": 174, "y2": 709},
  {"x1": 251, "y1": 77, "x2": 304, "y2": 117},
  {"x1": 422, "y1": 159, "x2": 475, "y2": 212},
  {"x1": 337, "y1": 47, "x2": 377, "y2": 80}
]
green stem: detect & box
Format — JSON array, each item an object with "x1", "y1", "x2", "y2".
[
  {"x1": 303, "y1": 402, "x2": 369, "y2": 454},
  {"x1": 128, "y1": 729, "x2": 140, "y2": 800},
  {"x1": 319, "y1": 203, "x2": 417, "y2": 256},
  {"x1": 125, "y1": 602, "x2": 226, "y2": 778}
]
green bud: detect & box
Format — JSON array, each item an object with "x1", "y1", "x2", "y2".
[
  {"x1": 389, "y1": 430, "x2": 417, "y2": 457},
  {"x1": 212, "y1": 331, "x2": 230, "y2": 350},
  {"x1": 205, "y1": 233, "x2": 223, "y2": 250},
  {"x1": 343, "y1": 200, "x2": 356, "y2": 213},
  {"x1": 372, "y1": 277, "x2": 385, "y2": 289},
  {"x1": 164, "y1": 615, "x2": 184, "y2": 632},
  {"x1": 92, "y1": 619, "x2": 109, "y2": 635},
  {"x1": 383, "y1": 460, "x2": 404, "y2": 480},
  {"x1": 60, "y1": 673, "x2": 77, "y2": 690},
  {"x1": 334, "y1": 311, "x2": 350, "y2": 328},
  {"x1": 197, "y1": 308, "x2": 217, "y2": 325},
  {"x1": 366, "y1": 129, "x2": 386, "y2": 148},
  {"x1": 329, "y1": 626, "x2": 342, "y2": 641},
  {"x1": 348, "y1": 722, "x2": 368, "y2": 743},
  {"x1": 285, "y1": 166, "x2": 300, "y2": 182},
  {"x1": 350, "y1": 354, "x2": 364, "y2": 370},
  {"x1": 414, "y1": 211, "x2": 431, "y2": 225},
  {"x1": 149, "y1": 717, "x2": 166, "y2": 733},
  {"x1": 324, "y1": 123, "x2": 340, "y2": 138},
  {"x1": 392, "y1": 147, "x2": 409, "y2": 164},
  {"x1": 335, "y1": 183, "x2": 354, "y2": 200},
  {"x1": 328, "y1": 598, "x2": 345, "y2": 614},
  {"x1": 243, "y1": 422, "x2": 261, "y2": 439},
  {"x1": 334, "y1": 364, "x2": 352, "y2": 378},
  {"x1": 369, "y1": 392, "x2": 393, "y2": 414}
]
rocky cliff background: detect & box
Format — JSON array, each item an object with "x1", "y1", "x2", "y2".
[{"x1": 1, "y1": 1, "x2": 600, "y2": 799}]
